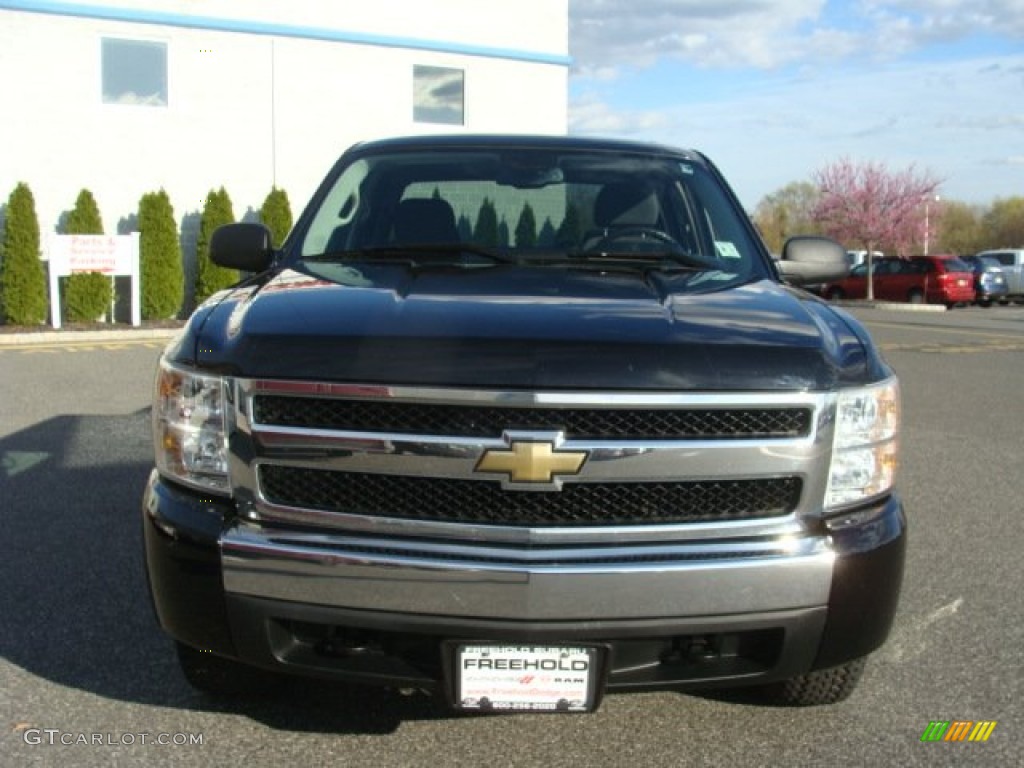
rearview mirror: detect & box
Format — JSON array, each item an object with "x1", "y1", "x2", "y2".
[{"x1": 777, "y1": 236, "x2": 850, "y2": 285}]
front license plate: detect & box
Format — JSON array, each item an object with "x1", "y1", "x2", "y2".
[{"x1": 453, "y1": 644, "x2": 600, "y2": 713}]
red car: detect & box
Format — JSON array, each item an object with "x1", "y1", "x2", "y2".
[{"x1": 822, "y1": 255, "x2": 975, "y2": 307}]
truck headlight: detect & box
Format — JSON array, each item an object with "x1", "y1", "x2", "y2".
[
  {"x1": 153, "y1": 359, "x2": 231, "y2": 494},
  {"x1": 826, "y1": 378, "x2": 900, "y2": 510}
]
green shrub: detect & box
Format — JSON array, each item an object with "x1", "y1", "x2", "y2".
[
  {"x1": 556, "y1": 204, "x2": 582, "y2": 246},
  {"x1": 260, "y1": 186, "x2": 293, "y2": 248},
  {"x1": 473, "y1": 198, "x2": 499, "y2": 247},
  {"x1": 194, "y1": 187, "x2": 237, "y2": 304},
  {"x1": 1, "y1": 182, "x2": 48, "y2": 325},
  {"x1": 139, "y1": 189, "x2": 183, "y2": 320},
  {"x1": 64, "y1": 272, "x2": 113, "y2": 322},
  {"x1": 515, "y1": 202, "x2": 537, "y2": 247},
  {"x1": 67, "y1": 189, "x2": 104, "y2": 234}
]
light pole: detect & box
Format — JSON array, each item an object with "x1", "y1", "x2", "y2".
[{"x1": 923, "y1": 195, "x2": 940, "y2": 255}]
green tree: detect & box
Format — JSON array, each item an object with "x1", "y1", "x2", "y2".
[
  {"x1": 752, "y1": 181, "x2": 823, "y2": 253},
  {"x1": 138, "y1": 189, "x2": 183, "y2": 320},
  {"x1": 259, "y1": 186, "x2": 293, "y2": 248},
  {"x1": 934, "y1": 200, "x2": 984, "y2": 255},
  {"x1": 194, "y1": 187, "x2": 237, "y2": 303},
  {"x1": 515, "y1": 202, "x2": 537, "y2": 247},
  {"x1": 64, "y1": 188, "x2": 109, "y2": 321},
  {"x1": 473, "y1": 198, "x2": 499, "y2": 247},
  {"x1": 1, "y1": 182, "x2": 48, "y2": 325},
  {"x1": 64, "y1": 271, "x2": 113, "y2": 322},
  {"x1": 537, "y1": 217, "x2": 556, "y2": 247},
  {"x1": 981, "y1": 197, "x2": 1024, "y2": 249},
  {"x1": 555, "y1": 203, "x2": 582, "y2": 246},
  {"x1": 66, "y1": 189, "x2": 104, "y2": 234}
]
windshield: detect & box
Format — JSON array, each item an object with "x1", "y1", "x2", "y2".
[{"x1": 296, "y1": 145, "x2": 765, "y2": 280}]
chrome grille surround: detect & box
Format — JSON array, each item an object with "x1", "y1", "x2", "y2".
[{"x1": 226, "y1": 381, "x2": 838, "y2": 549}]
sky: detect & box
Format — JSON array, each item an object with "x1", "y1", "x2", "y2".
[{"x1": 567, "y1": 0, "x2": 1024, "y2": 209}]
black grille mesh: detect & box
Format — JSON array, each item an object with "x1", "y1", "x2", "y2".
[
  {"x1": 258, "y1": 466, "x2": 801, "y2": 526},
  {"x1": 253, "y1": 396, "x2": 812, "y2": 440}
]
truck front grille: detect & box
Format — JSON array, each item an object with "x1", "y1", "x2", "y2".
[
  {"x1": 253, "y1": 396, "x2": 812, "y2": 440},
  {"x1": 257, "y1": 466, "x2": 801, "y2": 526}
]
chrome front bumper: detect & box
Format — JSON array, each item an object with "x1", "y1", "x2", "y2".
[{"x1": 221, "y1": 525, "x2": 836, "y2": 620}]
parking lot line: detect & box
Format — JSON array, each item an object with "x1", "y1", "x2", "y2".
[{"x1": 0, "y1": 340, "x2": 166, "y2": 354}]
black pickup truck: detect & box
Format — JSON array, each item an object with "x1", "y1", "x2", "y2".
[{"x1": 143, "y1": 134, "x2": 905, "y2": 712}]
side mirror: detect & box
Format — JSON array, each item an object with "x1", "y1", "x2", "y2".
[
  {"x1": 777, "y1": 236, "x2": 850, "y2": 285},
  {"x1": 210, "y1": 223, "x2": 274, "y2": 273}
]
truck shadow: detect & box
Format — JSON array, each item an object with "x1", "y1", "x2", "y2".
[{"x1": 0, "y1": 410, "x2": 451, "y2": 734}]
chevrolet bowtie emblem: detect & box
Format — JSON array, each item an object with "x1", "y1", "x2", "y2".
[{"x1": 476, "y1": 441, "x2": 588, "y2": 485}]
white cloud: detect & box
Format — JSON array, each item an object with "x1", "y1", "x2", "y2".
[
  {"x1": 569, "y1": 0, "x2": 1024, "y2": 77},
  {"x1": 569, "y1": 0, "x2": 828, "y2": 74},
  {"x1": 569, "y1": 92, "x2": 670, "y2": 135},
  {"x1": 570, "y1": 53, "x2": 1024, "y2": 206}
]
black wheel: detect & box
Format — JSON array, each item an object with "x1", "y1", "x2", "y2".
[
  {"x1": 978, "y1": 299, "x2": 992, "y2": 308},
  {"x1": 175, "y1": 642, "x2": 279, "y2": 697},
  {"x1": 763, "y1": 658, "x2": 866, "y2": 706},
  {"x1": 907, "y1": 289, "x2": 924, "y2": 304},
  {"x1": 825, "y1": 286, "x2": 844, "y2": 301}
]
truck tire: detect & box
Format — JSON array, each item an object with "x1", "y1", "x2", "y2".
[
  {"x1": 175, "y1": 642, "x2": 279, "y2": 697},
  {"x1": 765, "y1": 658, "x2": 866, "y2": 706}
]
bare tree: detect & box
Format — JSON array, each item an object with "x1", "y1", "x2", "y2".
[{"x1": 812, "y1": 158, "x2": 941, "y2": 299}]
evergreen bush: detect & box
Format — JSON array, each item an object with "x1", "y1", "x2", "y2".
[
  {"x1": 473, "y1": 198, "x2": 499, "y2": 247},
  {"x1": 138, "y1": 189, "x2": 183, "y2": 320},
  {"x1": 259, "y1": 186, "x2": 293, "y2": 248},
  {"x1": 67, "y1": 189, "x2": 104, "y2": 234},
  {"x1": 556, "y1": 204, "x2": 582, "y2": 246},
  {"x1": 64, "y1": 271, "x2": 113, "y2": 322},
  {"x1": 1, "y1": 182, "x2": 48, "y2": 325},
  {"x1": 62, "y1": 188, "x2": 110, "y2": 323},
  {"x1": 537, "y1": 217, "x2": 556, "y2": 247},
  {"x1": 194, "y1": 187, "x2": 237, "y2": 304},
  {"x1": 515, "y1": 202, "x2": 537, "y2": 247}
]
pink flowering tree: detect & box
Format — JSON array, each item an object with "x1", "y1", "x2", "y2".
[{"x1": 811, "y1": 158, "x2": 942, "y2": 299}]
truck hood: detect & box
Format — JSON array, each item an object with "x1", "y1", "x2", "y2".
[{"x1": 184, "y1": 264, "x2": 875, "y2": 391}]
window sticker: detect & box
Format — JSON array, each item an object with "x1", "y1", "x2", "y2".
[
  {"x1": 715, "y1": 241, "x2": 741, "y2": 259},
  {"x1": 679, "y1": 163, "x2": 695, "y2": 175}
]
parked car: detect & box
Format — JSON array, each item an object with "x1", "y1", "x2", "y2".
[
  {"x1": 821, "y1": 255, "x2": 975, "y2": 307},
  {"x1": 846, "y1": 250, "x2": 883, "y2": 267},
  {"x1": 961, "y1": 255, "x2": 1009, "y2": 306},
  {"x1": 974, "y1": 249, "x2": 1024, "y2": 302}
]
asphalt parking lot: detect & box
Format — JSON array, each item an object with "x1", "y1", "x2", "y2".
[{"x1": 1, "y1": 303, "x2": 1021, "y2": 767}]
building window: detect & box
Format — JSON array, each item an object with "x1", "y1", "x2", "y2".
[
  {"x1": 102, "y1": 38, "x2": 167, "y2": 106},
  {"x1": 413, "y1": 65, "x2": 464, "y2": 125}
]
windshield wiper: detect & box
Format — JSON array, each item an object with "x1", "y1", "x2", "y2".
[
  {"x1": 557, "y1": 249, "x2": 724, "y2": 272},
  {"x1": 302, "y1": 243, "x2": 517, "y2": 265}
]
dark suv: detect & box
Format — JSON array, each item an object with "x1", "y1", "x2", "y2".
[{"x1": 823, "y1": 255, "x2": 975, "y2": 307}]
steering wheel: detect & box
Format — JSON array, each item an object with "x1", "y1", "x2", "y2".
[{"x1": 590, "y1": 226, "x2": 681, "y2": 251}]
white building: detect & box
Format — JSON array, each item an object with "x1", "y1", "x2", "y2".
[{"x1": 0, "y1": 0, "x2": 569, "y2": 241}]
